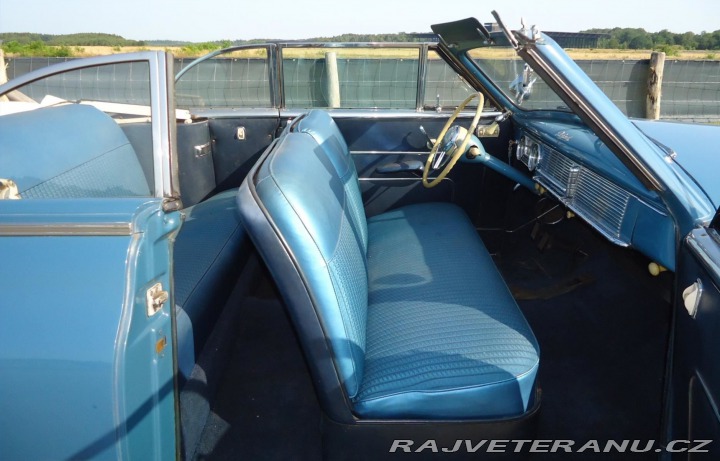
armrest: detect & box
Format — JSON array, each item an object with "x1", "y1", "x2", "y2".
[{"x1": 376, "y1": 160, "x2": 424, "y2": 174}]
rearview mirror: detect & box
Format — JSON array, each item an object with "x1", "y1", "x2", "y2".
[{"x1": 510, "y1": 63, "x2": 537, "y2": 104}]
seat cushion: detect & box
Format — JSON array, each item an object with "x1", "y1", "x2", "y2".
[
  {"x1": 174, "y1": 189, "x2": 247, "y2": 379},
  {"x1": 353, "y1": 202, "x2": 540, "y2": 419}
]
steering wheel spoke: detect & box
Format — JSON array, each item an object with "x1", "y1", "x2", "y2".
[{"x1": 422, "y1": 92, "x2": 485, "y2": 188}]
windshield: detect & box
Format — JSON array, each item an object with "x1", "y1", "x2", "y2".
[{"x1": 468, "y1": 46, "x2": 569, "y2": 111}]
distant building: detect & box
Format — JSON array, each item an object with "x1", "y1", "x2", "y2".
[{"x1": 543, "y1": 31, "x2": 608, "y2": 49}]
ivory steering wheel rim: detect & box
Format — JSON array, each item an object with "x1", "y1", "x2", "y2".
[{"x1": 422, "y1": 92, "x2": 485, "y2": 188}]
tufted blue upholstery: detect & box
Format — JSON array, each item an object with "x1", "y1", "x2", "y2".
[
  {"x1": 254, "y1": 133, "x2": 368, "y2": 397},
  {"x1": 355, "y1": 203, "x2": 539, "y2": 418},
  {"x1": 0, "y1": 105, "x2": 150, "y2": 198},
  {"x1": 240, "y1": 110, "x2": 540, "y2": 419},
  {"x1": 294, "y1": 110, "x2": 368, "y2": 254}
]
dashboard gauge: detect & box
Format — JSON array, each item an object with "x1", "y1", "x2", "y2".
[{"x1": 516, "y1": 135, "x2": 541, "y2": 170}]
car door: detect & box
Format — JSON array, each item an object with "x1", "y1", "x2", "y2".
[
  {"x1": 0, "y1": 52, "x2": 181, "y2": 460},
  {"x1": 668, "y1": 215, "x2": 720, "y2": 459}
]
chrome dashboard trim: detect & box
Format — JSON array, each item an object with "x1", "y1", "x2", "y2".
[{"x1": 527, "y1": 137, "x2": 647, "y2": 246}]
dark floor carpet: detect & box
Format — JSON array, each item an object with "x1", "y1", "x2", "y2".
[
  {"x1": 495, "y1": 218, "x2": 673, "y2": 460},
  {"x1": 195, "y1": 216, "x2": 672, "y2": 460},
  {"x1": 193, "y1": 295, "x2": 322, "y2": 461}
]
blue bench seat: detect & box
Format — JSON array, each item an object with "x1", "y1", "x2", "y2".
[
  {"x1": 238, "y1": 110, "x2": 539, "y2": 420},
  {"x1": 358, "y1": 203, "x2": 539, "y2": 418}
]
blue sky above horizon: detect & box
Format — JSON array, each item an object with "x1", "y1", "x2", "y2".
[{"x1": 1, "y1": 0, "x2": 719, "y2": 42}]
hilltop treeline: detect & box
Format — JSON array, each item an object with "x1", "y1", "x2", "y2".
[
  {"x1": 0, "y1": 32, "x2": 147, "y2": 57},
  {"x1": 0, "y1": 32, "x2": 145, "y2": 46},
  {"x1": 4, "y1": 29, "x2": 720, "y2": 57},
  {"x1": 583, "y1": 27, "x2": 720, "y2": 50}
]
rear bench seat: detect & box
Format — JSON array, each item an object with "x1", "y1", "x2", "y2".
[
  {"x1": 238, "y1": 110, "x2": 540, "y2": 420},
  {"x1": 0, "y1": 104, "x2": 245, "y2": 382}
]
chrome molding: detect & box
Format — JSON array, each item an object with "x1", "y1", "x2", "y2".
[
  {"x1": 351, "y1": 151, "x2": 427, "y2": 156},
  {"x1": 191, "y1": 108, "x2": 280, "y2": 119},
  {"x1": 0, "y1": 222, "x2": 133, "y2": 236},
  {"x1": 280, "y1": 42, "x2": 430, "y2": 49},
  {"x1": 280, "y1": 109, "x2": 502, "y2": 119},
  {"x1": 174, "y1": 44, "x2": 276, "y2": 81},
  {"x1": 534, "y1": 143, "x2": 632, "y2": 245},
  {"x1": 148, "y1": 52, "x2": 176, "y2": 203},
  {"x1": 416, "y1": 44, "x2": 429, "y2": 110},
  {"x1": 687, "y1": 228, "x2": 720, "y2": 281},
  {"x1": 358, "y1": 177, "x2": 451, "y2": 183}
]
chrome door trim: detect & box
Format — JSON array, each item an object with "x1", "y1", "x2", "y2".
[
  {"x1": 280, "y1": 108, "x2": 502, "y2": 119},
  {"x1": 0, "y1": 222, "x2": 133, "y2": 236},
  {"x1": 190, "y1": 108, "x2": 281, "y2": 119},
  {"x1": 416, "y1": 44, "x2": 429, "y2": 110},
  {"x1": 687, "y1": 228, "x2": 720, "y2": 284},
  {"x1": 150, "y1": 52, "x2": 182, "y2": 207},
  {"x1": 351, "y1": 151, "x2": 428, "y2": 156}
]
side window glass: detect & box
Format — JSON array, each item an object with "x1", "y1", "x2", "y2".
[
  {"x1": 282, "y1": 47, "x2": 419, "y2": 109},
  {"x1": 0, "y1": 62, "x2": 155, "y2": 198},
  {"x1": 175, "y1": 48, "x2": 271, "y2": 108}
]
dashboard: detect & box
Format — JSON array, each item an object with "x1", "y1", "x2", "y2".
[{"x1": 514, "y1": 118, "x2": 677, "y2": 270}]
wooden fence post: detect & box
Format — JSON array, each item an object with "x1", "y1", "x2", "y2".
[
  {"x1": 646, "y1": 51, "x2": 666, "y2": 120},
  {"x1": 325, "y1": 51, "x2": 341, "y2": 108},
  {"x1": 0, "y1": 48, "x2": 8, "y2": 103}
]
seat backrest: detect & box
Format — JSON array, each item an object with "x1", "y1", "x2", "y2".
[
  {"x1": 293, "y1": 110, "x2": 368, "y2": 254},
  {"x1": 0, "y1": 104, "x2": 150, "y2": 198},
  {"x1": 251, "y1": 131, "x2": 369, "y2": 399}
]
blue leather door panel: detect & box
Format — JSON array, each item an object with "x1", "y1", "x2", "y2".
[{"x1": 206, "y1": 117, "x2": 280, "y2": 191}]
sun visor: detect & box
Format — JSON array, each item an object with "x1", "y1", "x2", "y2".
[{"x1": 431, "y1": 17, "x2": 505, "y2": 51}]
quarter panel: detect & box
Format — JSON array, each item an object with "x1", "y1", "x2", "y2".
[{"x1": 0, "y1": 235, "x2": 130, "y2": 460}]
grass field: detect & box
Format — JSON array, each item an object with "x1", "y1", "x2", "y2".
[{"x1": 4, "y1": 45, "x2": 720, "y2": 61}]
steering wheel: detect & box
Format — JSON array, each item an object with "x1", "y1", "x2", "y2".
[{"x1": 422, "y1": 92, "x2": 485, "y2": 188}]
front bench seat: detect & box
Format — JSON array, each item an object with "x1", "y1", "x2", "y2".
[
  {"x1": 238, "y1": 110, "x2": 539, "y2": 421},
  {"x1": 359, "y1": 203, "x2": 539, "y2": 418}
]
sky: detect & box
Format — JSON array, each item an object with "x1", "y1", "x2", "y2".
[{"x1": 1, "y1": 0, "x2": 719, "y2": 42}]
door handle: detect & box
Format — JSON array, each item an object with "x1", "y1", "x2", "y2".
[{"x1": 682, "y1": 279, "x2": 703, "y2": 318}]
